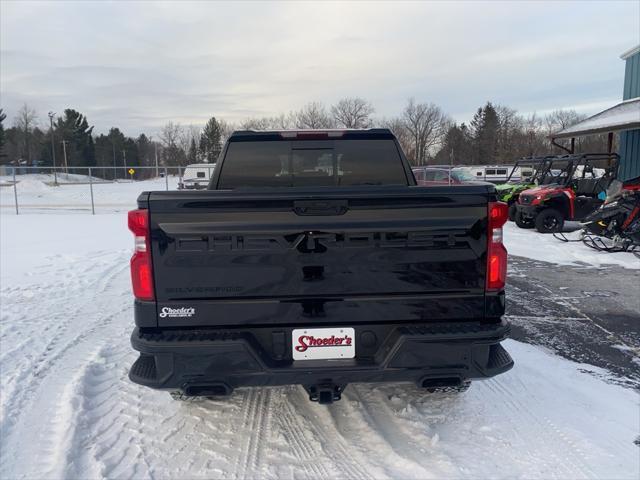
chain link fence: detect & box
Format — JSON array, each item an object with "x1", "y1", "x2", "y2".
[
  {"x1": 0, "y1": 165, "x2": 217, "y2": 215},
  {"x1": 1, "y1": 164, "x2": 528, "y2": 215}
]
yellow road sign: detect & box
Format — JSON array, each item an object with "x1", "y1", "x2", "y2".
[{"x1": 128, "y1": 168, "x2": 135, "y2": 175}]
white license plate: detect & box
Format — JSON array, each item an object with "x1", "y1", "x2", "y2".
[{"x1": 292, "y1": 327, "x2": 355, "y2": 360}]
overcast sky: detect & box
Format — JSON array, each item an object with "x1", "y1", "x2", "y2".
[{"x1": 1, "y1": 1, "x2": 638, "y2": 136}]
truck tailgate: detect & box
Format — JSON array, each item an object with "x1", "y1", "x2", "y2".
[{"x1": 143, "y1": 186, "x2": 493, "y2": 327}]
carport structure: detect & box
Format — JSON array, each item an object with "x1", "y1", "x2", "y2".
[{"x1": 551, "y1": 45, "x2": 640, "y2": 181}]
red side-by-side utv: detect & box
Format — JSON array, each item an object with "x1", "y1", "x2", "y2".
[{"x1": 515, "y1": 153, "x2": 619, "y2": 233}]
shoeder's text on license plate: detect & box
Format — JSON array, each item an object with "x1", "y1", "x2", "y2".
[{"x1": 292, "y1": 327, "x2": 356, "y2": 360}]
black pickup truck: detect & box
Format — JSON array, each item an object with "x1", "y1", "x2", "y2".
[{"x1": 128, "y1": 129, "x2": 513, "y2": 404}]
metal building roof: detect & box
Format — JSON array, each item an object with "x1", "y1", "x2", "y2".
[
  {"x1": 551, "y1": 97, "x2": 640, "y2": 139},
  {"x1": 620, "y1": 44, "x2": 640, "y2": 60}
]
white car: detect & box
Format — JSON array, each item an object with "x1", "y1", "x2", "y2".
[{"x1": 178, "y1": 163, "x2": 216, "y2": 189}]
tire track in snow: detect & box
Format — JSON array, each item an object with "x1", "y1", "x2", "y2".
[
  {"x1": 269, "y1": 388, "x2": 332, "y2": 479},
  {"x1": 77, "y1": 347, "x2": 147, "y2": 479},
  {"x1": 64, "y1": 351, "x2": 234, "y2": 479},
  {"x1": 285, "y1": 387, "x2": 382, "y2": 480},
  {"x1": 0, "y1": 257, "x2": 126, "y2": 388},
  {"x1": 234, "y1": 388, "x2": 273, "y2": 479},
  {"x1": 316, "y1": 385, "x2": 434, "y2": 480},
  {"x1": 0, "y1": 317, "x2": 130, "y2": 478},
  {"x1": 0, "y1": 300, "x2": 129, "y2": 442},
  {"x1": 0, "y1": 255, "x2": 131, "y2": 478},
  {"x1": 347, "y1": 384, "x2": 461, "y2": 478}
]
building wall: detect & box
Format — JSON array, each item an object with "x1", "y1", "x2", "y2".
[
  {"x1": 619, "y1": 130, "x2": 639, "y2": 180},
  {"x1": 619, "y1": 50, "x2": 640, "y2": 180},
  {"x1": 623, "y1": 51, "x2": 640, "y2": 100}
]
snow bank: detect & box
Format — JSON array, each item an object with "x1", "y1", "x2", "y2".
[
  {"x1": 504, "y1": 221, "x2": 640, "y2": 269},
  {"x1": 0, "y1": 173, "x2": 105, "y2": 185}
]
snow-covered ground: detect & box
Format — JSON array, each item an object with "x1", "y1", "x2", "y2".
[
  {"x1": 0, "y1": 172, "x2": 106, "y2": 185},
  {"x1": 1, "y1": 180, "x2": 639, "y2": 479},
  {"x1": 0, "y1": 175, "x2": 179, "y2": 213},
  {"x1": 504, "y1": 222, "x2": 640, "y2": 269}
]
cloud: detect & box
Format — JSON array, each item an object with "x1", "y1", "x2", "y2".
[{"x1": 1, "y1": 0, "x2": 638, "y2": 136}]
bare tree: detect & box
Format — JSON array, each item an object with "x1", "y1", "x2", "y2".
[
  {"x1": 219, "y1": 119, "x2": 236, "y2": 145},
  {"x1": 268, "y1": 112, "x2": 296, "y2": 130},
  {"x1": 522, "y1": 113, "x2": 546, "y2": 156},
  {"x1": 159, "y1": 122, "x2": 183, "y2": 148},
  {"x1": 544, "y1": 109, "x2": 585, "y2": 134},
  {"x1": 159, "y1": 122, "x2": 186, "y2": 166},
  {"x1": 240, "y1": 117, "x2": 272, "y2": 130},
  {"x1": 495, "y1": 104, "x2": 522, "y2": 163},
  {"x1": 381, "y1": 116, "x2": 414, "y2": 161},
  {"x1": 331, "y1": 97, "x2": 374, "y2": 128},
  {"x1": 402, "y1": 98, "x2": 449, "y2": 165},
  {"x1": 179, "y1": 124, "x2": 200, "y2": 159},
  {"x1": 241, "y1": 113, "x2": 296, "y2": 131},
  {"x1": 13, "y1": 103, "x2": 38, "y2": 163},
  {"x1": 294, "y1": 102, "x2": 333, "y2": 129},
  {"x1": 544, "y1": 109, "x2": 588, "y2": 153}
]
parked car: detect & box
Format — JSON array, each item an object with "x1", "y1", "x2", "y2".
[
  {"x1": 127, "y1": 129, "x2": 513, "y2": 404},
  {"x1": 412, "y1": 166, "x2": 485, "y2": 185},
  {"x1": 515, "y1": 153, "x2": 619, "y2": 233},
  {"x1": 450, "y1": 167, "x2": 489, "y2": 184},
  {"x1": 178, "y1": 163, "x2": 216, "y2": 189},
  {"x1": 412, "y1": 167, "x2": 462, "y2": 185}
]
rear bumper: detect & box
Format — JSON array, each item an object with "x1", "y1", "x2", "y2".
[{"x1": 129, "y1": 319, "x2": 513, "y2": 392}]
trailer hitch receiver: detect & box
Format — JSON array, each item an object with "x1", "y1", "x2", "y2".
[{"x1": 306, "y1": 383, "x2": 344, "y2": 404}]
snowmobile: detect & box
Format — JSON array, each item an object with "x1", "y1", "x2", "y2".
[
  {"x1": 580, "y1": 177, "x2": 640, "y2": 252},
  {"x1": 553, "y1": 176, "x2": 640, "y2": 254}
]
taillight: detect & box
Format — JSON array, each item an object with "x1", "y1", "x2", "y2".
[
  {"x1": 487, "y1": 202, "x2": 508, "y2": 291},
  {"x1": 128, "y1": 209, "x2": 154, "y2": 300}
]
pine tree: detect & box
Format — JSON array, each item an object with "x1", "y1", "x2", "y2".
[
  {"x1": 470, "y1": 102, "x2": 499, "y2": 165},
  {"x1": 136, "y1": 134, "x2": 152, "y2": 166},
  {"x1": 188, "y1": 137, "x2": 198, "y2": 164},
  {"x1": 481, "y1": 103, "x2": 499, "y2": 163},
  {"x1": 55, "y1": 109, "x2": 95, "y2": 167},
  {"x1": 0, "y1": 109, "x2": 6, "y2": 158},
  {"x1": 199, "y1": 116, "x2": 223, "y2": 163},
  {"x1": 434, "y1": 123, "x2": 474, "y2": 165}
]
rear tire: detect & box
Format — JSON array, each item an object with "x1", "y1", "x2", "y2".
[
  {"x1": 515, "y1": 212, "x2": 534, "y2": 229},
  {"x1": 535, "y1": 208, "x2": 564, "y2": 233},
  {"x1": 508, "y1": 203, "x2": 517, "y2": 222},
  {"x1": 425, "y1": 380, "x2": 471, "y2": 394}
]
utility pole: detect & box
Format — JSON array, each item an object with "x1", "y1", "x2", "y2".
[
  {"x1": 122, "y1": 149, "x2": 127, "y2": 180},
  {"x1": 48, "y1": 112, "x2": 58, "y2": 186},
  {"x1": 112, "y1": 142, "x2": 117, "y2": 180},
  {"x1": 60, "y1": 140, "x2": 69, "y2": 175},
  {"x1": 449, "y1": 148, "x2": 454, "y2": 186},
  {"x1": 155, "y1": 143, "x2": 159, "y2": 178}
]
